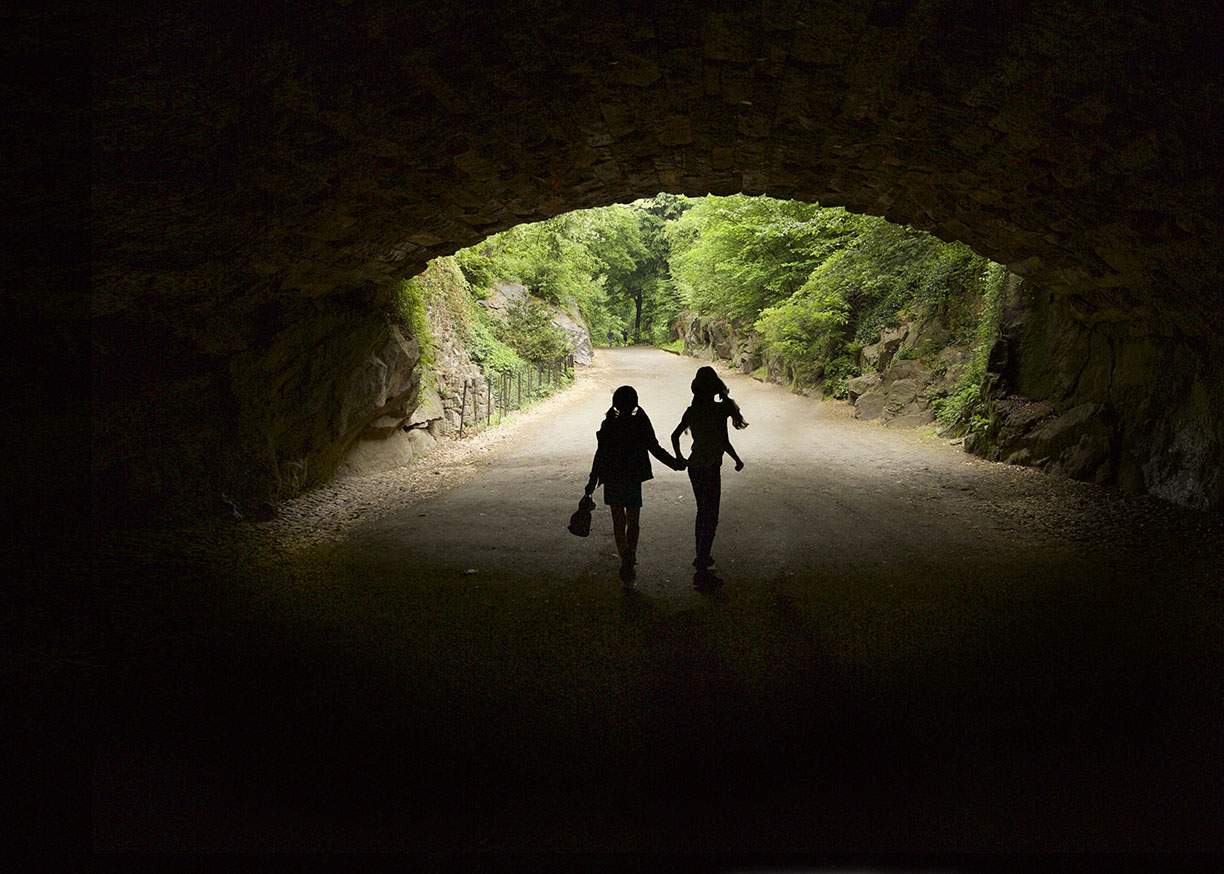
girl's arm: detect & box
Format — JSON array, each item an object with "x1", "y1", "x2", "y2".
[
  {"x1": 670, "y1": 410, "x2": 689, "y2": 462},
  {"x1": 585, "y1": 437, "x2": 604, "y2": 495},
  {"x1": 724, "y1": 414, "x2": 744, "y2": 470},
  {"x1": 644, "y1": 415, "x2": 684, "y2": 470},
  {"x1": 648, "y1": 442, "x2": 684, "y2": 470}
]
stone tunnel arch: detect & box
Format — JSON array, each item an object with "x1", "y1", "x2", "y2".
[{"x1": 88, "y1": 0, "x2": 1224, "y2": 522}]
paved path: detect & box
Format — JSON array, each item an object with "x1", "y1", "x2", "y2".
[{"x1": 92, "y1": 348, "x2": 1224, "y2": 853}]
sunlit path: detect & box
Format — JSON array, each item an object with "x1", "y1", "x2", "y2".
[
  {"x1": 93, "y1": 348, "x2": 1224, "y2": 853},
  {"x1": 343, "y1": 347, "x2": 1054, "y2": 598}
]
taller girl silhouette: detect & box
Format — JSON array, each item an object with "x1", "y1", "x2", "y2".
[
  {"x1": 584, "y1": 385, "x2": 685, "y2": 584},
  {"x1": 671, "y1": 366, "x2": 748, "y2": 583}
]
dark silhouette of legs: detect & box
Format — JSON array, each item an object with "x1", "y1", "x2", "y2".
[
  {"x1": 688, "y1": 466, "x2": 721, "y2": 569},
  {"x1": 610, "y1": 506, "x2": 628, "y2": 558},
  {"x1": 610, "y1": 505, "x2": 639, "y2": 583}
]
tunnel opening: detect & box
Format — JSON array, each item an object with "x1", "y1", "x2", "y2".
[
  {"x1": 89, "y1": 0, "x2": 1224, "y2": 526},
  {"x1": 366, "y1": 194, "x2": 1014, "y2": 482}
]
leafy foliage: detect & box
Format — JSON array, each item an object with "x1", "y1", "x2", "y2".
[
  {"x1": 391, "y1": 276, "x2": 435, "y2": 367},
  {"x1": 462, "y1": 314, "x2": 524, "y2": 375},
  {"x1": 755, "y1": 262, "x2": 851, "y2": 362},
  {"x1": 451, "y1": 195, "x2": 693, "y2": 346},
  {"x1": 497, "y1": 297, "x2": 570, "y2": 364},
  {"x1": 931, "y1": 261, "x2": 1009, "y2": 430},
  {"x1": 668, "y1": 195, "x2": 1003, "y2": 399},
  {"x1": 417, "y1": 195, "x2": 1006, "y2": 426},
  {"x1": 669, "y1": 196, "x2": 859, "y2": 323},
  {"x1": 455, "y1": 213, "x2": 602, "y2": 313},
  {"x1": 453, "y1": 246, "x2": 498, "y2": 300}
]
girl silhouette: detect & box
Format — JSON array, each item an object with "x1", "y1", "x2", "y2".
[
  {"x1": 671, "y1": 366, "x2": 748, "y2": 582},
  {"x1": 584, "y1": 385, "x2": 685, "y2": 583}
]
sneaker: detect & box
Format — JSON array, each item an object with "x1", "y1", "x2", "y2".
[
  {"x1": 692, "y1": 555, "x2": 715, "y2": 570},
  {"x1": 693, "y1": 568, "x2": 722, "y2": 590},
  {"x1": 619, "y1": 559, "x2": 636, "y2": 584}
]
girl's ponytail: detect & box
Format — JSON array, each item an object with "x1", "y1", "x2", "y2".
[
  {"x1": 724, "y1": 391, "x2": 748, "y2": 430},
  {"x1": 712, "y1": 372, "x2": 748, "y2": 430}
]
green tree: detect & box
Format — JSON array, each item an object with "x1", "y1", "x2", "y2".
[
  {"x1": 579, "y1": 197, "x2": 690, "y2": 342},
  {"x1": 668, "y1": 195, "x2": 859, "y2": 323},
  {"x1": 669, "y1": 196, "x2": 1002, "y2": 399}
]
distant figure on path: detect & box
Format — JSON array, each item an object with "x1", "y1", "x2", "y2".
[
  {"x1": 585, "y1": 385, "x2": 685, "y2": 584},
  {"x1": 621, "y1": 329, "x2": 628, "y2": 344},
  {"x1": 606, "y1": 329, "x2": 615, "y2": 347},
  {"x1": 671, "y1": 366, "x2": 748, "y2": 585}
]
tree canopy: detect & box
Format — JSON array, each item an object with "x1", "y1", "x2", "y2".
[
  {"x1": 446, "y1": 193, "x2": 1005, "y2": 418},
  {"x1": 454, "y1": 195, "x2": 691, "y2": 344}
]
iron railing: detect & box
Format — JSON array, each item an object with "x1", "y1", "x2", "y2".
[{"x1": 457, "y1": 353, "x2": 576, "y2": 435}]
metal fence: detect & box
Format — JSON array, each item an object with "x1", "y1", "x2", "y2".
[{"x1": 458, "y1": 353, "x2": 576, "y2": 435}]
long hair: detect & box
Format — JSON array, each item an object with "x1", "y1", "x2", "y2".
[{"x1": 691, "y1": 366, "x2": 748, "y2": 430}]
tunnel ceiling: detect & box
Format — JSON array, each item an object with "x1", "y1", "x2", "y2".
[{"x1": 93, "y1": 0, "x2": 1224, "y2": 332}]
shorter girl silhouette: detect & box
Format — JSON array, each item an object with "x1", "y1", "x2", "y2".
[
  {"x1": 584, "y1": 385, "x2": 685, "y2": 584},
  {"x1": 671, "y1": 366, "x2": 748, "y2": 583}
]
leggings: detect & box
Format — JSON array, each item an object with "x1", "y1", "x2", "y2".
[{"x1": 688, "y1": 465, "x2": 721, "y2": 564}]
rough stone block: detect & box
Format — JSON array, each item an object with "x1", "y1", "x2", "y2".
[{"x1": 847, "y1": 373, "x2": 881, "y2": 401}]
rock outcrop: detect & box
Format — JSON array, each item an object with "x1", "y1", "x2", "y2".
[
  {"x1": 852, "y1": 360, "x2": 934, "y2": 428},
  {"x1": 93, "y1": 294, "x2": 424, "y2": 524},
  {"x1": 850, "y1": 326, "x2": 972, "y2": 429},
  {"x1": 551, "y1": 307, "x2": 594, "y2": 367},
  {"x1": 337, "y1": 279, "x2": 487, "y2": 478},
  {"x1": 480, "y1": 282, "x2": 593, "y2": 365},
  {"x1": 681, "y1": 311, "x2": 971, "y2": 432},
  {"x1": 679, "y1": 313, "x2": 772, "y2": 378},
  {"x1": 683, "y1": 277, "x2": 1223, "y2": 509},
  {"x1": 336, "y1": 276, "x2": 592, "y2": 478},
  {"x1": 312, "y1": 318, "x2": 426, "y2": 482},
  {"x1": 967, "y1": 286, "x2": 1224, "y2": 508}
]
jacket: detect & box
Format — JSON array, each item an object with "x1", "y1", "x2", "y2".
[{"x1": 589, "y1": 410, "x2": 678, "y2": 487}]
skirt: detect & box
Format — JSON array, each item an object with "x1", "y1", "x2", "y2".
[{"x1": 602, "y1": 478, "x2": 643, "y2": 508}]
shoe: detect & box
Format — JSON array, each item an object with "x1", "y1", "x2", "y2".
[
  {"x1": 693, "y1": 568, "x2": 722, "y2": 590},
  {"x1": 692, "y1": 555, "x2": 715, "y2": 570},
  {"x1": 619, "y1": 548, "x2": 636, "y2": 584}
]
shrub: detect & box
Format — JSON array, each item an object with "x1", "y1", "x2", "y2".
[
  {"x1": 822, "y1": 354, "x2": 859, "y2": 399},
  {"x1": 391, "y1": 277, "x2": 434, "y2": 366},
  {"x1": 497, "y1": 297, "x2": 571, "y2": 363},
  {"x1": 454, "y1": 246, "x2": 500, "y2": 298},
  {"x1": 934, "y1": 261, "x2": 1008, "y2": 430},
  {"x1": 463, "y1": 314, "x2": 525, "y2": 375}
]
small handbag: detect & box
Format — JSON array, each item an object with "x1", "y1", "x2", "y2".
[{"x1": 567, "y1": 494, "x2": 597, "y2": 537}]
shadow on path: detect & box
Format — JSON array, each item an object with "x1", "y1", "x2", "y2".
[{"x1": 84, "y1": 349, "x2": 1224, "y2": 853}]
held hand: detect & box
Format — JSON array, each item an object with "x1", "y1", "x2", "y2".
[
  {"x1": 675, "y1": 455, "x2": 687, "y2": 471},
  {"x1": 734, "y1": 458, "x2": 744, "y2": 471}
]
